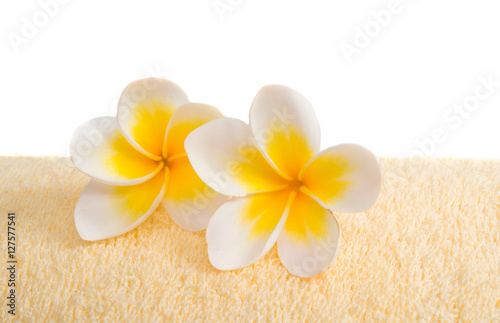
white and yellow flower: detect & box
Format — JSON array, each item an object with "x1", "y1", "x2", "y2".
[
  {"x1": 185, "y1": 85, "x2": 381, "y2": 277},
  {"x1": 70, "y1": 78, "x2": 226, "y2": 240}
]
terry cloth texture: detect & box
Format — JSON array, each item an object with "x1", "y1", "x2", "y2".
[{"x1": 0, "y1": 156, "x2": 499, "y2": 322}]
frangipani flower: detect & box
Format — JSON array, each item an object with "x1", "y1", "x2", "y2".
[
  {"x1": 70, "y1": 78, "x2": 226, "y2": 240},
  {"x1": 185, "y1": 85, "x2": 381, "y2": 277}
]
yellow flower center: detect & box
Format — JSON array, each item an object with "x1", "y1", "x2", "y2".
[
  {"x1": 287, "y1": 177, "x2": 304, "y2": 193},
  {"x1": 162, "y1": 152, "x2": 187, "y2": 170},
  {"x1": 162, "y1": 157, "x2": 169, "y2": 168}
]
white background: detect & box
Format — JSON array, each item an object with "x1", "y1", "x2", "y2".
[{"x1": 1, "y1": 0, "x2": 499, "y2": 158}]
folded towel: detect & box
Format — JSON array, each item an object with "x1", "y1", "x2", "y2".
[{"x1": 0, "y1": 156, "x2": 498, "y2": 321}]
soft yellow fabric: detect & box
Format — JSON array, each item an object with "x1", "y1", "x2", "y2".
[{"x1": 0, "y1": 156, "x2": 498, "y2": 322}]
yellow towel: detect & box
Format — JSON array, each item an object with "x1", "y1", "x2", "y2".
[{"x1": 0, "y1": 156, "x2": 498, "y2": 322}]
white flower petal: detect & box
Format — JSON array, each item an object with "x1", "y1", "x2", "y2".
[
  {"x1": 163, "y1": 102, "x2": 223, "y2": 158},
  {"x1": 70, "y1": 117, "x2": 163, "y2": 185},
  {"x1": 206, "y1": 190, "x2": 295, "y2": 270},
  {"x1": 161, "y1": 155, "x2": 228, "y2": 232},
  {"x1": 250, "y1": 85, "x2": 321, "y2": 179},
  {"x1": 74, "y1": 169, "x2": 168, "y2": 241},
  {"x1": 300, "y1": 144, "x2": 381, "y2": 213},
  {"x1": 277, "y1": 192, "x2": 341, "y2": 278},
  {"x1": 185, "y1": 118, "x2": 288, "y2": 197},
  {"x1": 117, "y1": 78, "x2": 189, "y2": 159}
]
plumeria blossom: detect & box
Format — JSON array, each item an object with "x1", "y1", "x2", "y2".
[
  {"x1": 185, "y1": 85, "x2": 381, "y2": 277},
  {"x1": 70, "y1": 78, "x2": 227, "y2": 240}
]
